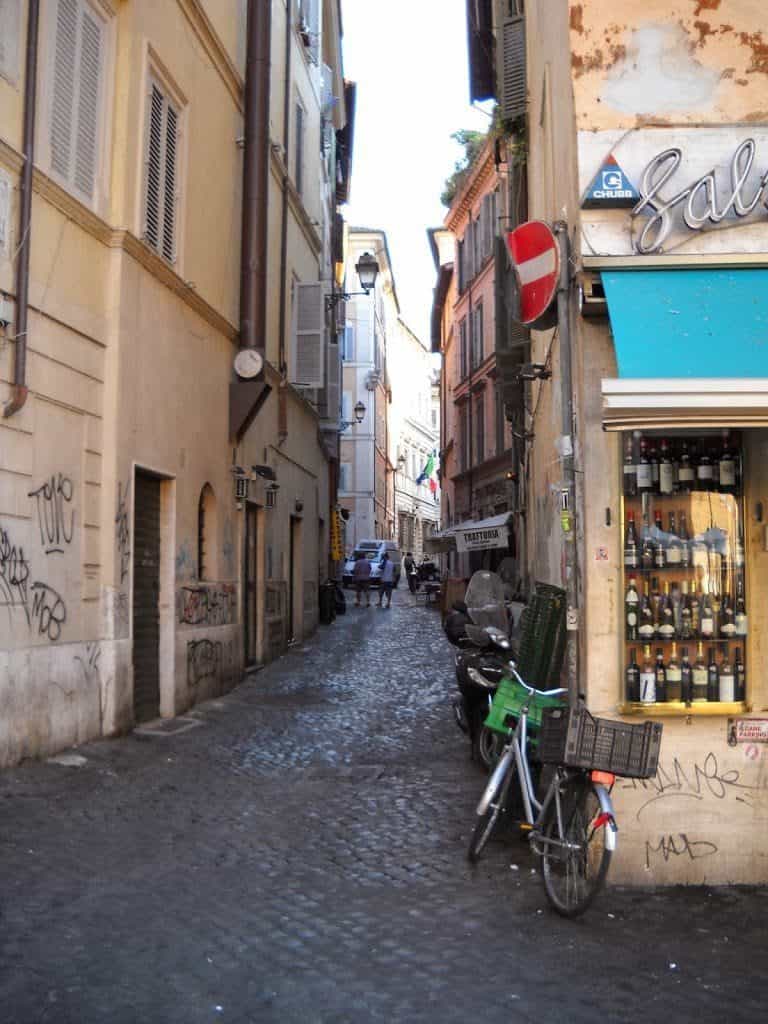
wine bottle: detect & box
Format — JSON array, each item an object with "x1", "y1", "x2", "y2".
[
  {"x1": 658, "y1": 581, "x2": 676, "y2": 640},
  {"x1": 679, "y1": 580, "x2": 694, "y2": 640},
  {"x1": 678, "y1": 439, "x2": 695, "y2": 493},
  {"x1": 650, "y1": 576, "x2": 662, "y2": 630},
  {"x1": 655, "y1": 648, "x2": 667, "y2": 703},
  {"x1": 653, "y1": 510, "x2": 666, "y2": 569},
  {"x1": 680, "y1": 647, "x2": 693, "y2": 705},
  {"x1": 718, "y1": 646, "x2": 735, "y2": 702},
  {"x1": 649, "y1": 437, "x2": 660, "y2": 493},
  {"x1": 641, "y1": 514, "x2": 654, "y2": 571},
  {"x1": 637, "y1": 436, "x2": 653, "y2": 494},
  {"x1": 625, "y1": 576, "x2": 639, "y2": 641},
  {"x1": 699, "y1": 588, "x2": 715, "y2": 639},
  {"x1": 720, "y1": 590, "x2": 736, "y2": 639},
  {"x1": 640, "y1": 645, "x2": 656, "y2": 704},
  {"x1": 624, "y1": 511, "x2": 638, "y2": 569},
  {"x1": 697, "y1": 444, "x2": 714, "y2": 490},
  {"x1": 707, "y1": 647, "x2": 719, "y2": 702},
  {"x1": 659, "y1": 438, "x2": 675, "y2": 495},
  {"x1": 666, "y1": 511, "x2": 682, "y2": 566},
  {"x1": 692, "y1": 642, "x2": 708, "y2": 701},
  {"x1": 734, "y1": 646, "x2": 746, "y2": 702},
  {"x1": 735, "y1": 578, "x2": 748, "y2": 635},
  {"x1": 626, "y1": 648, "x2": 641, "y2": 702},
  {"x1": 679, "y1": 510, "x2": 691, "y2": 567},
  {"x1": 667, "y1": 642, "x2": 682, "y2": 701},
  {"x1": 638, "y1": 580, "x2": 655, "y2": 642},
  {"x1": 623, "y1": 433, "x2": 637, "y2": 496},
  {"x1": 718, "y1": 430, "x2": 738, "y2": 493}
]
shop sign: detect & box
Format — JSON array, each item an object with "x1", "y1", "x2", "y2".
[
  {"x1": 633, "y1": 138, "x2": 768, "y2": 255},
  {"x1": 455, "y1": 524, "x2": 509, "y2": 553},
  {"x1": 582, "y1": 155, "x2": 639, "y2": 208},
  {"x1": 728, "y1": 718, "x2": 768, "y2": 745}
]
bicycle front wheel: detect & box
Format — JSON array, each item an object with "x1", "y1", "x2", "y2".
[
  {"x1": 540, "y1": 779, "x2": 612, "y2": 918},
  {"x1": 467, "y1": 750, "x2": 517, "y2": 863}
]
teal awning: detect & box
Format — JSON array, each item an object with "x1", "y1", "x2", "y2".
[{"x1": 602, "y1": 269, "x2": 768, "y2": 378}]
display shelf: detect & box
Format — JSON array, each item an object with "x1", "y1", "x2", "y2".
[{"x1": 619, "y1": 701, "x2": 750, "y2": 718}]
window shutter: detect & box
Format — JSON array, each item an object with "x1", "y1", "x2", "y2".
[
  {"x1": 163, "y1": 103, "x2": 178, "y2": 262},
  {"x1": 73, "y1": 6, "x2": 102, "y2": 200},
  {"x1": 292, "y1": 282, "x2": 324, "y2": 388},
  {"x1": 50, "y1": 0, "x2": 79, "y2": 182},
  {"x1": 325, "y1": 338, "x2": 341, "y2": 423},
  {"x1": 0, "y1": 0, "x2": 21, "y2": 83},
  {"x1": 145, "y1": 84, "x2": 164, "y2": 252},
  {"x1": 500, "y1": 16, "x2": 527, "y2": 122}
]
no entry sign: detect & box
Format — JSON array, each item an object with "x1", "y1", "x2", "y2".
[{"x1": 505, "y1": 220, "x2": 560, "y2": 327}]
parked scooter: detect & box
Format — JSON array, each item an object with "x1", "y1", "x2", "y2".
[
  {"x1": 444, "y1": 570, "x2": 516, "y2": 771},
  {"x1": 408, "y1": 555, "x2": 440, "y2": 593}
]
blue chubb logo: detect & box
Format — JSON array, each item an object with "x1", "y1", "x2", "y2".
[{"x1": 583, "y1": 157, "x2": 640, "y2": 208}]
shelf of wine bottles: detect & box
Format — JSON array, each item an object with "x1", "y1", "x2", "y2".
[{"x1": 621, "y1": 429, "x2": 747, "y2": 711}]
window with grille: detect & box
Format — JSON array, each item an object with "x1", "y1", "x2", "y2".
[
  {"x1": 143, "y1": 78, "x2": 181, "y2": 264},
  {"x1": 46, "y1": 0, "x2": 107, "y2": 205}
]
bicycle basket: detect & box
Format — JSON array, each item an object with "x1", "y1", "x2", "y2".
[
  {"x1": 537, "y1": 706, "x2": 662, "y2": 780},
  {"x1": 484, "y1": 676, "x2": 566, "y2": 738}
]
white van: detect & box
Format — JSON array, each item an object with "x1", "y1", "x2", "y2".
[{"x1": 342, "y1": 540, "x2": 402, "y2": 589}]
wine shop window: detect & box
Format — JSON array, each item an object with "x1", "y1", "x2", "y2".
[{"x1": 622, "y1": 429, "x2": 747, "y2": 715}]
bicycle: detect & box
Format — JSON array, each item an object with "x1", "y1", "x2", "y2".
[{"x1": 466, "y1": 662, "x2": 662, "y2": 918}]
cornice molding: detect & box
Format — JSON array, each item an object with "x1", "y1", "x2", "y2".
[
  {"x1": 176, "y1": 0, "x2": 244, "y2": 112},
  {"x1": 445, "y1": 141, "x2": 497, "y2": 230},
  {"x1": 0, "y1": 138, "x2": 24, "y2": 175}
]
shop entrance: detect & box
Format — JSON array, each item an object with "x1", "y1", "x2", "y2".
[{"x1": 132, "y1": 471, "x2": 161, "y2": 722}]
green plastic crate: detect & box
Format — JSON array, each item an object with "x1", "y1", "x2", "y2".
[{"x1": 484, "y1": 675, "x2": 567, "y2": 738}]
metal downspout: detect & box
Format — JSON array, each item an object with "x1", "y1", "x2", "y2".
[
  {"x1": 239, "y1": 0, "x2": 271, "y2": 355},
  {"x1": 277, "y1": 0, "x2": 292, "y2": 375},
  {"x1": 554, "y1": 221, "x2": 579, "y2": 706},
  {"x1": 3, "y1": 0, "x2": 40, "y2": 419}
]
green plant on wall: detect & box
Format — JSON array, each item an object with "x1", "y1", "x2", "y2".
[{"x1": 440, "y1": 129, "x2": 488, "y2": 208}]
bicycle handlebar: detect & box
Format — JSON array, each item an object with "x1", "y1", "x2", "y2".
[{"x1": 506, "y1": 661, "x2": 568, "y2": 699}]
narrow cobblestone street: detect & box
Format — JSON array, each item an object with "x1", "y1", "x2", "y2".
[{"x1": 1, "y1": 596, "x2": 765, "y2": 1024}]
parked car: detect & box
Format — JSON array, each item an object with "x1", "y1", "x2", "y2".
[{"x1": 342, "y1": 540, "x2": 402, "y2": 589}]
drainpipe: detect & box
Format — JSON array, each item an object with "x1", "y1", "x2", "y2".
[
  {"x1": 277, "y1": 1, "x2": 292, "y2": 375},
  {"x1": 239, "y1": 0, "x2": 271, "y2": 355},
  {"x1": 3, "y1": 0, "x2": 40, "y2": 419},
  {"x1": 554, "y1": 221, "x2": 579, "y2": 706}
]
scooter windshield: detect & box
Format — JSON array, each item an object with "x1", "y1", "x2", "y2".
[{"x1": 464, "y1": 571, "x2": 508, "y2": 633}]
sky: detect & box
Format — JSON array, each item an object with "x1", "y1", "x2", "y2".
[{"x1": 340, "y1": 0, "x2": 491, "y2": 344}]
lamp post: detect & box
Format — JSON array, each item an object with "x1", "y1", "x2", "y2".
[{"x1": 339, "y1": 400, "x2": 366, "y2": 433}]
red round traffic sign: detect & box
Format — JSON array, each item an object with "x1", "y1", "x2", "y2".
[{"x1": 505, "y1": 220, "x2": 560, "y2": 326}]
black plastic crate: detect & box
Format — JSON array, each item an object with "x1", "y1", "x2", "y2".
[{"x1": 537, "y1": 705, "x2": 663, "y2": 780}]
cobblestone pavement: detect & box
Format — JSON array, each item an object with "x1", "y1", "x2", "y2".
[{"x1": 1, "y1": 594, "x2": 766, "y2": 1023}]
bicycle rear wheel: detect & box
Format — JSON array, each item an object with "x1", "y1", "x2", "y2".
[
  {"x1": 540, "y1": 778, "x2": 612, "y2": 918},
  {"x1": 467, "y1": 750, "x2": 517, "y2": 863}
]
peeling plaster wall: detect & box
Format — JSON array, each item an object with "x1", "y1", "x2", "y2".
[{"x1": 569, "y1": 0, "x2": 768, "y2": 128}]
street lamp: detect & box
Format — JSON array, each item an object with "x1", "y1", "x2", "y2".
[
  {"x1": 326, "y1": 252, "x2": 380, "y2": 311},
  {"x1": 340, "y1": 400, "x2": 366, "y2": 432}
]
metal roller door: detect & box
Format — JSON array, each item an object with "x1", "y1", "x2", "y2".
[{"x1": 132, "y1": 472, "x2": 161, "y2": 721}]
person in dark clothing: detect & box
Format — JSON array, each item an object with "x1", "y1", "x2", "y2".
[{"x1": 403, "y1": 551, "x2": 416, "y2": 593}]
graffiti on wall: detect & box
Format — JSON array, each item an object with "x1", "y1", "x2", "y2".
[
  {"x1": 178, "y1": 583, "x2": 237, "y2": 627},
  {"x1": 622, "y1": 751, "x2": 766, "y2": 819},
  {"x1": 1, "y1": 523, "x2": 67, "y2": 641},
  {"x1": 187, "y1": 638, "x2": 238, "y2": 691},
  {"x1": 116, "y1": 481, "x2": 131, "y2": 584},
  {"x1": 27, "y1": 474, "x2": 75, "y2": 555},
  {"x1": 645, "y1": 833, "x2": 719, "y2": 870},
  {"x1": 75, "y1": 642, "x2": 107, "y2": 729}
]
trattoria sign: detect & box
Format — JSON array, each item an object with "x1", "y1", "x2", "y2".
[
  {"x1": 455, "y1": 523, "x2": 509, "y2": 553},
  {"x1": 633, "y1": 139, "x2": 768, "y2": 254}
]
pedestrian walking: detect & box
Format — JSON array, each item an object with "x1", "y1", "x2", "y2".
[
  {"x1": 353, "y1": 552, "x2": 372, "y2": 607},
  {"x1": 403, "y1": 551, "x2": 417, "y2": 593},
  {"x1": 378, "y1": 552, "x2": 396, "y2": 608}
]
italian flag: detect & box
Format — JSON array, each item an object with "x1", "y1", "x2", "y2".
[{"x1": 417, "y1": 451, "x2": 439, "y2": 499}]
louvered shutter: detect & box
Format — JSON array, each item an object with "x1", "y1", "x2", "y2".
[
  {"x1": 500, "y1": 16, "x2": 526, "y2": 122},
  {"x1": 73, "y1": 6, "x2": 101, "y2": 200},
  {"x1": 144, "y1": 80, "x2": 179, "y2": 264},
  {"x1": 325, "y1": 337, "x2": 341, "y2": 423},
  {"x1": 292, "y1": 282, "x2": 324, "y2": 388},
  {"x1": 50, "y1": 0, "x2": 78, "y2": 182},
  {"x1": 0, "y1": 0, "x2": 21, "y2": 83}
]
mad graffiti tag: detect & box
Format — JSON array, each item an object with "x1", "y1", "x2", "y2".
[{"x1": 645, "y1": 833, "x2": 719, "y2": 870}]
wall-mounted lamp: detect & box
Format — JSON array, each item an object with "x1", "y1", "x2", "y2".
[
  {"x1": 326, "y1": 252, "x2": 380, "y2": 311},
  {"x1": 340, "y1": 400, "x2": 366, "y2": 433},
  {"x1": 295, "y1": 498, "x2": 304, "y2": 514}
]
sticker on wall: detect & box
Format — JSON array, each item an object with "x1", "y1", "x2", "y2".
[{"x1": 582, "y1": 154, "x2": 640, "y2": 208}]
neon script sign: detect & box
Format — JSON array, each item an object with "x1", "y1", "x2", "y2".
[{"x1": 632, "y1": 138, "x2": 768, "y2": 254}]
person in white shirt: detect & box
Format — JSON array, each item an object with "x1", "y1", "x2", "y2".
[{"x1": 378, "y1": 553, "x2": 396, "y2": 608}]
